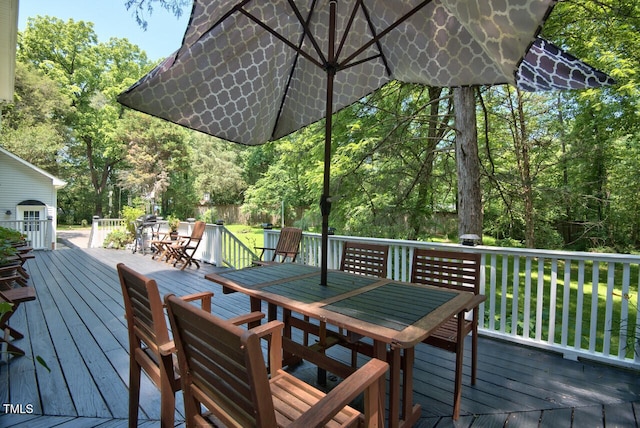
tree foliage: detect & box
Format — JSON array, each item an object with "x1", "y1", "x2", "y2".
[{"x1": 4, "y1": 2, "x2": 640, "y2": 253}]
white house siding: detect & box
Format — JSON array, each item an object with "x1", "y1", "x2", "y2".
[{"x1": 0, "y1": 148, "x2": 65, "y2": 249}]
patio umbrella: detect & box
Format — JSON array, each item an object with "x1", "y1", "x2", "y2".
[
  {"x1": 118, "y1": 0, "x2": 610, "y2": 284},
  {"x1": 517, "y1": 37, "x2": 615, "y2": 91}
]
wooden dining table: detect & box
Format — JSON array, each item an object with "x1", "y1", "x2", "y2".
[{"x1": 205, "y1": 263, "x2": 482, "y2": 428}]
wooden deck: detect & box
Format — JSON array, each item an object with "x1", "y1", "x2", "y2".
[{"x1": 1, "y1": 239, "x2": 639, "y2": 427}]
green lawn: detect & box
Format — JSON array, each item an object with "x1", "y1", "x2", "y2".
[{"x1": 225, "y1": 224, "x2": 264, "y2": 250}]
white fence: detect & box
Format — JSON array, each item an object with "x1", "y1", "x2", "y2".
[
  {"x1": 87, "y1": 219, "x2": 640, "y2": 370},
  {"x1": 0, "y1": 219, "x2": 54, "y2": 250},
  {"x1": 264, "y1": 230, "x2": 640, "y2": 371},
  {"x1": 89, "y1": 218, "x2": 256, "y2": 270}
]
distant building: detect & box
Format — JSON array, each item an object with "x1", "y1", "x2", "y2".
[{"x1": 0, "y1": 147, "x2": 66, "y2": 249}]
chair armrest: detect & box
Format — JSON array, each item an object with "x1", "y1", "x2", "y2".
[
  {"x1": 179, "y1": 291, "x2": 214, "y2": 312},
  {"x1": 289, "y1": 358, "x2": 389, "y2": 428},
  {"x1": 228, "y1": 311, "x2": 265, "y2": 326},
  {"x1": 254, "y1": 246, "x2": 275, "y2": 260},
  {"x1": 158, "y1": 340, "x2": 176, "y2": 356},
  {"x1": 250, "y1": 320, "x2": 284, "y2": 338},
  {"x1": 250, "y1": 320, "x2": 284, "y2": 371}
]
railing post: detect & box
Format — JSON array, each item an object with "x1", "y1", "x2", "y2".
[
  {"x1": 89, "y1": 216, "x2": 100, "y2": 248},
  {"x1": 46, "y1": 216, "x2": 54, "y2": 250},
  {"x1": 213, "y1": 223, "x2": 223, "y2": 267}
]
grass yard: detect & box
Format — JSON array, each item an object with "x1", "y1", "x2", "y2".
[{"x1": 225, "y1": 224, "x2": 264, "y2": 250}]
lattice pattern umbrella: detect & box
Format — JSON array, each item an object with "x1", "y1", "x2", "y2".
[{"x1": 118, "y1": 0, "x2": 612, "y2": 284}]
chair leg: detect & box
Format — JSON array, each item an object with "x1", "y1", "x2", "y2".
[
  {"x1": 1, "y1": 338, "x2": 26, "y2": 356},
  {"x1": 4, "y1": 324, "x2": 24, "y2": 340},
  {"x1": 128, "y1": 358, "x2": 141, "y2": 428},
  {"x1": 452, "y1": 315, "x2": 465, "y2": 420},
  {"x1": 471, "y1": 329, "x2": 478, "y2": 385},
  {"x1": 159, "y1": 355, "x2": 176, "y2": 428}
]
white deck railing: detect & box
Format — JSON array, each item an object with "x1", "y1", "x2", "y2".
[
  {"x1": 0, "y1": 219, "x2": 54, "y2": 250},
  {"x1": 89, "y1": 218, "x2": 257, "y2": 269},
  {"x1": 87, "y1": 219, "x2": 640, "y2": 370},
  {"x1": 264, "y1": 230, "x2": 640, "y2": 371}
]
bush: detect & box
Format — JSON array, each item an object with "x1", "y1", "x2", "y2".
[
  {"x1": 121, "y1": 206, "x2": 145, "y2": 236},
  {"x1": 103, "y1": 230, "x2": 131, "y2": 249},
  {"x1": 0, "y1": 226, "x2": 25, "y2": 243}
]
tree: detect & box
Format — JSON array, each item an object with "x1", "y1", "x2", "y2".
[
  {"x1": 0, "y1": 62, "x2": 70, "y2": 174},
  {"x1": 115, "y1": 112, "x2": 190, "y2": 209},
  {"x1": 190, "y1": 133, "x2": 248, "y2": 205},
  {"x1": 454, "y1": 87, "x2": 482, "y2": 242},
  {"x1": 18, "y1": 16, "x2": 153, "y2": 219},
  {"x1": 479, "y1": 87, "x2": 563, "y2": 248},
  {"x1": 124, "y1": 0, "x2": 190, "y2": 29}
]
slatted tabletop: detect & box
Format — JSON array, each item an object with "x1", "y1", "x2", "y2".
[{"x1": 206, "y1": 263, "x2": 481, "y2": 427}]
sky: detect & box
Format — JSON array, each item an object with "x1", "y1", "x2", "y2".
[{"x1": 17, "y1": 0, "x2": 189, "y2": 61}]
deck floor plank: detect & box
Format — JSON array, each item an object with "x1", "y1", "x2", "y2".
[
  {"x1": 539, "y1": 407, "x2": 573, "y2": 427},
  {"x1": 573, "y1": 405, "x2": 604, "y2": 428},
  {"x1": 603, "y1": 402, "x2": 637, "y2": 427},
  {"x1": 32, "y1": 252, "x2": 113, "y2": 418},
  {"x1": 1, "y1": 242, "x2": 639, "y2": 427},
  {"x1": 20, "y1": 256, "x2": 77, "y2": 416}
]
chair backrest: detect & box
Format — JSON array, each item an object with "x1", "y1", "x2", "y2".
[
  {"x1": 340, "y1": 241, "x2": 389, "y2": 278},
  {"x1": 165, "y1": 294, "x2": 276, "y2": 428},
  {"x1": 117, "y1": 263, "x2": 170, "y2": 354},
  {"x1": 410, "y1": 248, "x2": 481, "y2": 294},
  {"x1": 189, "y1": 220, "x2": 206, "y2": 242},
  {"x1": 272, "y1": 227, "x2": 302, "y2": 262}
]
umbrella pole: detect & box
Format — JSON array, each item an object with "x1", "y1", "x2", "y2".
[{"x1": 320, "y1": 0, "x2": 337, "y2": 287}]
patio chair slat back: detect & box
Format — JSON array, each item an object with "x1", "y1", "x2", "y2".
[
  {"x1": 166, "y1": 293, "x2": 261, "y2": 427},
  {"x1": 171, "y1": 220, "x2": 206, "y2": 270},
  {"x1": 411, "y1": 248, "x2": 480, "y2": 293},
  {"x1": 165, "y1": 294, "x2": 388, "y2": 428},
  {"x1": 273, "y1": 227, "x2": 302, "y2": 262},
  {"x1": 254, "y1": 227, "x2": 302, "y2": 265},
  {"x1": 340, "y1": 241, "x2": 389, "y2": 278}
]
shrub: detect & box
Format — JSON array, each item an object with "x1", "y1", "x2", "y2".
[
  {"x1": 0, "y1": 240, "x2": 17, "y2": 265},
  {"x1": 103, "y1": 230, "x2": 131, "y2": 249},
  {"x1": 121, "y1": 206, "x2": 145, "y2": 236},
  {"x1": 0, "y1": 226, "x2": 25, "y2": 243}
]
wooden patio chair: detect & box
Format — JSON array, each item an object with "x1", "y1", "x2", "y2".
[
  {"x1": 168, "y1": 220, "x2": 206, "y2": 270},
  {"x1": 254, "y1": 227, "x2": 302, "y2": 265},
  {"x1": 117, "y1": 263, "x2": 264, "y2": 428},
  {"x1": 410, "y1": 248, "x2": 485, "y2": 420},
  {"x1": 0, "y1": 263, "x2": 28, "y2": 289},
  {"x1": 0, "y1": 286, "x2": 36, "y2": 357},
  {"x1": 165, "y1": 293, "x2": 389, "y2": 428},
  {"x1": 338, "y1": 241, "x2": 389, "y2": 366}
]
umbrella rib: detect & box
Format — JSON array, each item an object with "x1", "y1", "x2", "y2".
[
  {"x1": 238, "y1": 7, "x2": 324, "y2": 70},
  {"x1": 334, "y1": 0, "x2": 360, "y2": 63},
  {"x1": 340, "y1": 0, "x2": 435, "y2": 70},
  {"x1": 286, "y1": 0, "x2": 327, "y2": 66},
  {"x1": 349, "y1": 0, "x2": 392, "y2": 76},
  {"x1": 272, "y1": 0, "x2": 323, "y2": 140}
]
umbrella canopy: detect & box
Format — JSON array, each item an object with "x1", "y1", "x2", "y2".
[
  {"x1": 517, "y1": 37, "x2": 615, "y2": 91},
  {"x1": 119, "y1": 0, "x2": 560, "y2": 144},
  {"x1": 119, "y1": 0, "x2": 611, "y2": 284}
]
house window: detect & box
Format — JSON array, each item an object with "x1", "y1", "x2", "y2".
[{"x1": 23, "y1": 210, "x2": 40, "y2": 232}]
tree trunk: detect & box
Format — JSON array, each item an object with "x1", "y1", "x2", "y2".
[{"x1": 454, "y1": 87, "x2": 483, "y2": 241}]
